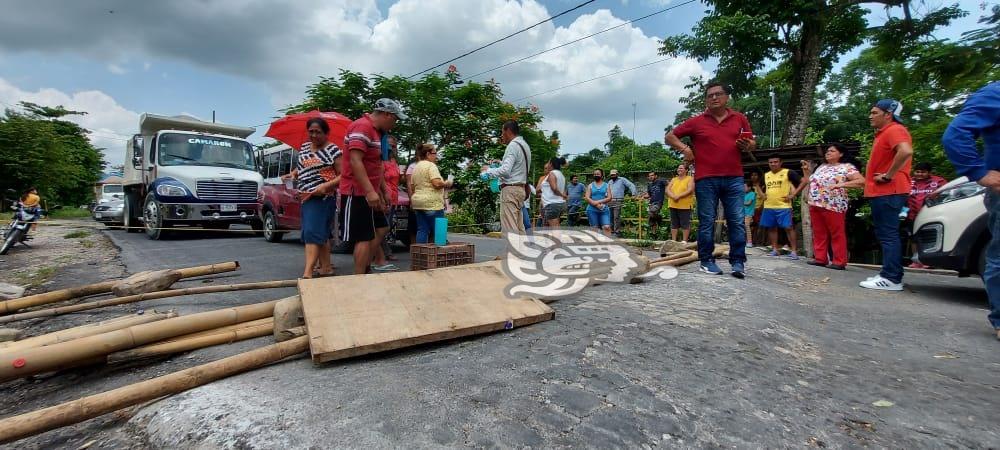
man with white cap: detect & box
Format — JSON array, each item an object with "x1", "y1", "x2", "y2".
[
  {"x1": 339, "y1": 98, "x2": 406, "y2": 275},
  {"x1": 860, "y1": 99, "x2": 914, "y2": 291}
]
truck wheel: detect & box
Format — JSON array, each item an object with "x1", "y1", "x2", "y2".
[
  {"x1": 262, "y1": 210, "x2": 284, "y2": 243},
  {"x1": 124, "y1": 192, "x2": 141, "y2": 233},
  {"x1": 143, "y1": 194, "x2": 167, "y2": 240}
]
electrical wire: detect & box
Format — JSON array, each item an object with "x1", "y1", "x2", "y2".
[
  {"x1": 467, "y1": 0, "x2": 696, "y2": 80},
  {"x1": 512, "y1": 57, "x2": 671, "y2": 102},
  {"x1": 406, "y1": 0, "x2": 597, "y2": 79}
]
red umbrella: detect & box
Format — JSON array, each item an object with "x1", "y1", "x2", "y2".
[{"x1": 264, "y1": 110, "x2": 352, "y2": 150}]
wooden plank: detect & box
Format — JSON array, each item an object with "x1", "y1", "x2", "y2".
[{"x1": 299, "y1": 262, "x2": 554, "y2": 364}]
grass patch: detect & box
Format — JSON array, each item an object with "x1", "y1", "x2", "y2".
[
  {"x1": 11, "y1": 266, "x2": 58, "y2": 288},
  {"x1": 63, "y1": 230, "x2": 91, "y2": 239},
  {"x1": 80, "y1": 240, "x2": 96, "y2": 249},
  {"x1": 47, "y1": 208, "x2": 93, "y2": 219}
]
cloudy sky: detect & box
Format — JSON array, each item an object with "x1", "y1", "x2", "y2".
[{"x1": 0, "y1": 0, "x2": 987, "y2": 166}]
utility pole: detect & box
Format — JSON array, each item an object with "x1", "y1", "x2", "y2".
[
  {"x1": 631, "y1": 102, "x2": 636, "y2": 161},
  {"x1": 212, "y1": 110, "x2": 216, "y2": 123},
  {"x1": 769, "y1": 90, "x2": 775, "y2": 147}
]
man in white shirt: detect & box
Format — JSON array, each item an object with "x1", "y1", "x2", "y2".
[{"x1": 482, "y1": 121, "x2": 531, "y2": 234}]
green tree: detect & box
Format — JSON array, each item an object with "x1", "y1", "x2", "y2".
[
  {"x1": 660, "y1": 1, "x2": 963, "y2": 146},
  {"x1": 0, "y1": 102, "x2": 105, "y2": 207}
]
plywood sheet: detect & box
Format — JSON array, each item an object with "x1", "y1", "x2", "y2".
[{"x1": 299, "y1": 262, "x2": 554, "y2": 363}]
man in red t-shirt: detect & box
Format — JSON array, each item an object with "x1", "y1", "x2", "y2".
[
  {"x1": 665, "y1": 81, "x2": 756, "y2": 279},
  {"x1": 339, "y1": 98, "x2": 405, "y2": 275},
  {"x1": 860, "y1": 99, "x2": 914, "y2": 291}
]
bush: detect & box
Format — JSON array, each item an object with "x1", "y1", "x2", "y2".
[{"x1": 447, "y1": 206, "x2": 485, "y2": 235}]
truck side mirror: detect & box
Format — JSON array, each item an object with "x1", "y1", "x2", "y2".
[{"x1": 131, "y1": 135, "x2": 144, "y2": 170}]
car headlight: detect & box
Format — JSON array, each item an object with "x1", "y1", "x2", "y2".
[
  {"x1": 156, "y1": 184, "x2": 189, "y2": 197},
  {"x1": 924, "y1": 181, "x2": 985, "y2": 207},
  {"x1": 114, "y1": 204, "x2": 125, "y2": 211}
]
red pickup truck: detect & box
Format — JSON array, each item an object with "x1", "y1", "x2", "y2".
[{"x1": 256, "y1": 144, "x2": 411, "y2": 246}]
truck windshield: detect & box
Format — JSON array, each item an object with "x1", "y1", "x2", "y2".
[{"x1": 157, "y1": 133, "x2": 255, "y2": 170}]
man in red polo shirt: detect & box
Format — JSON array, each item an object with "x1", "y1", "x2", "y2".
[
  {"x1": 860, "y1": 99, "x2": 914, "y2": 291},
  {"x1": 339, "y1": 98, "x2": 405, "y2": 275},
  {"x1": 665, "y1": 81, "x2": 756, "y2": 279}
]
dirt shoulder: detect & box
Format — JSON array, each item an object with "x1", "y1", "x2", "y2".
[{"x1": 0, "y1": 219, "x2": 125, "y2": 295}]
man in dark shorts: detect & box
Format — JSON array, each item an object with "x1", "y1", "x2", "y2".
[
  {"x1": 339, "y1": 98, "x2": 406, "y2": 274},
  {"x1": 641, "y1": 171, "x2": 667, "y2": 235}
]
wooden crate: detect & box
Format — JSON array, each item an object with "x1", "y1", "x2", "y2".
[{"x1": 410, "y1": 242, "x2": 475, "y2": 270}]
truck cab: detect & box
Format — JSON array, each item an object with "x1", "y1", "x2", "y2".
[{"x1": 122, "y1": 114, "x2": 263, "y2": 239}]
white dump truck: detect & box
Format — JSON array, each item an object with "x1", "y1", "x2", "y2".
[{"x1": 122, "y1": 114, "x2": 263, "y2": 239}]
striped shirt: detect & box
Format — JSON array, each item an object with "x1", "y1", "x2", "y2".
[
  {"x1": 295, "y1": 142, "x2": 341, "y2": 194},
  {"x1": 339, "y1": 113, "x2": 384, "y2": 196}
]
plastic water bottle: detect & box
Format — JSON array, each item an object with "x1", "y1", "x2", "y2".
[{"x1": 434, "y1": 217, "x2": 448, "y2": 245}]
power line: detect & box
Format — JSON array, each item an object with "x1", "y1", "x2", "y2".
[
  {"x1": 468, "y1": 0, "x2": 696, "y2": 80},
  {"x1": 512, "y1": 57, "x2": 671, "y2": 102},
  {"x1": 406, "y1": 0, "x2": 597, "y2": 79}
]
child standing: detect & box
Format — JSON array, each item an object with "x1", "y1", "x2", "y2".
[{"x1": 743, "y1": 181, "x2": 756, "y2": 248}]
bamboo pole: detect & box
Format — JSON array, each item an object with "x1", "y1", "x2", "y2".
[
  {"x1": 648, "y1": 250, "x2": 695, "y2": 265},
  {"x1": 0, "y1": 336, "x2": 309, "y2": 444},
  {"x1": 0, "y1": 280, "x2": 296, "y2": 325},
  {"x1": 155, "y1": 317, "x2": 273, "y2": 343},
  {"x1": 0, "y1": 300, "x2": 277, "y2": 383},
  {"x1": 107, "y1": 318, "x2": 275, "y2": 364},
  {"x1": 650, "y1": 247, "x2": 728, "y2": 269},
  {"x1": 0, "y1": 261, "x2": 241, "y2": 315},
  {"x1": 0, "y1": 311, "x2": 176, "y2": 352}
]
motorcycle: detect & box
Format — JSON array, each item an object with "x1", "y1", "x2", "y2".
[{"x1": 1, "y1": 195, "x2": 42, "y2": 255}]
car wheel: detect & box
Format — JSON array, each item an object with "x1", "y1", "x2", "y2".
[{"x1": 262, "y1": 211, "x2": 284, "y2": 243}]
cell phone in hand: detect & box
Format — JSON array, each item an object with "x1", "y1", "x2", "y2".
[{"x1": 739, "y1": 131, "x2": 754, "y2": 140}]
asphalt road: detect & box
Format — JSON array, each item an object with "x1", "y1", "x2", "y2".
[{"x1": 3, "y1": 226, "x2": 998, "y2": 449}]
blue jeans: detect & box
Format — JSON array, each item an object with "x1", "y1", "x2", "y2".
[
  {"x1": 694, "y1": 176, "x2": 746, "y2": 264},
  {"x1": 985, "y1": 191, "x2": 1000, "y2": 329},
  {"x1": 415, "y1": 209, "x2": 444, "y2": 244},
  {"x1": 522, "y1": 206, "x2": 533, "y2": 235},
  {"x1": 869, "y1": 194, "x2": 906, "y2": 284}
]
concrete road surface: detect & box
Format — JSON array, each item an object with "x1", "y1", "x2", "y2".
[{"x1": 2, "y1": 226, "x2": 998, "y2": 449}]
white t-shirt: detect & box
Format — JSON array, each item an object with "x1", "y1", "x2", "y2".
[
  {"x1": 540, "y1": 169, "x2": 566, "y2": 206},
  {"x1": 524, "y1": 184, "x2": 536, "y2": 208}
]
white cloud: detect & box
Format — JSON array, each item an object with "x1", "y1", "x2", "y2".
[
  {"x1": 0, "y1": 78, "x2": 137, "y2": 166},
  {"x1": 107, "y1": 63, "x2": 126, "y2": 75},
  {"x1": 0, "y1": 0, "x2": 706, "y2": 157}
]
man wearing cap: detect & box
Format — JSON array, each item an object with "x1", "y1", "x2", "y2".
[
  {"x1": 665, "y1": 81, "x2": 754, "y2": 279},
  {"x1": 607, "y1": 169, "x2": 637, "y2": 236},
  {"x1": 860, "y1": 99, "x2": 914, "y2": 291},
  {"x1": 340, "y1": 98, "x2": 405, "y2": 275},
  {"x1": 481, "y1": 120, "x2": 531, "y2": 234},
  {"x1": 942, "y1": 81, "x2": 1000, "y2": 340}
]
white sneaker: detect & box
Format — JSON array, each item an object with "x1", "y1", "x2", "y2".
[{"x1": 859, "y1": 275, "x2": 903, "y2": 291}]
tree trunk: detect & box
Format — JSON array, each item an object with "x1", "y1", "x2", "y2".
[
  {"x1": 782, "y1": 18, "x2": 825, "y2": 258},
  {"x1": 781, "y1": 19, "x2": 825, "y2": 147}
]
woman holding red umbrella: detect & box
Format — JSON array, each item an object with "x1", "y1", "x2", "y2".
[{"x1": 282, "y1": 118, "x2": 341, "y2": 278}]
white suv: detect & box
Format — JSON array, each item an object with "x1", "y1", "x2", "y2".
[{"x1": 913, "y1": 177, "x2": 990, "y2": 276}]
